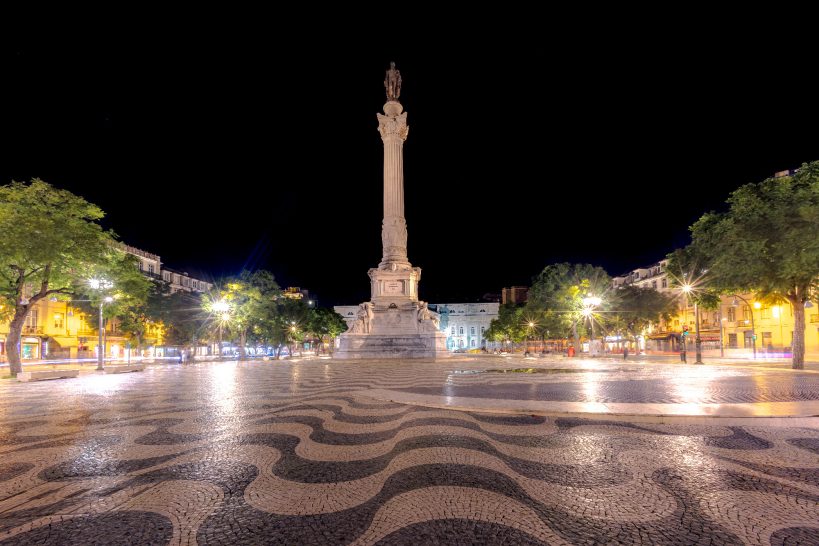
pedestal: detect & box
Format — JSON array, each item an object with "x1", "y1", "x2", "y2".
[{"x1": 334, "y1": 299, "x2": 449, "y2": 360}]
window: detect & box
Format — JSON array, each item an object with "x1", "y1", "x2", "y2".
[
  {"x1": 728, "y1": 333, "x2": 737, "y2": 348},
  {"x1": 148, "y1": 264, "x2": 155, "y2": 274},
  {"x1": 26, "y1": 309, "x2": 38, "y2": 328},
  {"x1": 727, "y1": 307, "x2": 735, "y2": 322},
  {"x1": 652, "y1": 281, "x2": 657, "y2": 289},
  {"x1": 470, "y1": 327, "x2": 475, "y2": 335},
  {"x1": 761, "y1": 307, "x2": 771, "y2": 319},
  {"x1": 459, "y1": 327, "x2": 464, "y2": 335},
  {"x1": 53, "y1": 313, "x2": 63, "y2": 329},
  {"x1": 163, "y1": 271, "x2": 171, "y2": 281},
  {"x1": 451, "y1": 327, "x2": 455, "y2": 335},
  {"x1": 481, "y1": 326, "x2": 485, "y2": 334},
  {"x1": 762, "y1": 332, "x2": 772, "y2": 345},
  {"x1": 138, "y1": 261, "x2": 144, "y2": 271},
  {"x1": 470, "y1": 339, "x2": 476, "y2": 347},
  {"x1": 661, "y1": 278, "x2": 667, "y2": 289}
]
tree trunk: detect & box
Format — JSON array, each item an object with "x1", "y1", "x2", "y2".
[
  {"x1": 572, "y1": 323, "x2": 579, "y2": 355},
  {"x1": 238, "y1": 330, "x2": 246, "y2": 361},
  {"x1": 790, "y1": 296, "x2": 805, "y2": 369},
  {"x1": 5, "y1": 315, "x2": 26, "y2": 377}
]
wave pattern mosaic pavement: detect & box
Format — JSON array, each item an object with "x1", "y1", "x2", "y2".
[{"x1": 0, "y1": 360, "x2": 818, "y2": 545}]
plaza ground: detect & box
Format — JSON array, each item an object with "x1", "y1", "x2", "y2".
[{"x1": 1, "y1": 356, "x2": 818, "y2": 544}]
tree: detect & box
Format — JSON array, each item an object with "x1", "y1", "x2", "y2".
[
  {"x1": 305, "y1": 307, "x2": 347, "y2": 355},
  {"x1": 681, "y1": 161, "x2": 819, "y2": 369},
  {"x1": 605, "y1": 285, "x2": 676, "y2": 350},
  {"x1": 484, "y1": 304, "x2": 526, "y2": 349},
  {"x1": 160, "y1": 290, "x2": 209, "y2": 351},
  {"x1": 214, "y1": 270, "x2": 280, "y2": 359},
  {"x1": 70, "y1": 251, "x2": 155, "y2": 351},
  {"x1": 0, "y1": 179, "x2": 135, "y2": 376},
  {"x1": 274, "y1": 298, "x2": 309, "y2": 358},
  {"x1": 115, "y1": 279, "x2": 171, "y2": 351},
  {"x1": 526, "y1": 263, "x2": 611, "y2": 351}
]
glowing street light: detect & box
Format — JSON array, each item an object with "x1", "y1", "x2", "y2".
[
  {"x1": 525, "y1": 321, "x2": 536, "y2": 356},
  {"x1": 210, "y1": 299, "x2": 231, "y2": 358},
  {"x1": 88, "y1": 278, "x2": 114, "y2": 371},
  {"x1": 680, "y1": 284, "x2": 702, "y2": 364},
  {"x1": 581, "y1": 295, "x2": 602, "y2": 355},
  {"x1": 212, "y1": 300, "x2": 230, "y2": 313}
]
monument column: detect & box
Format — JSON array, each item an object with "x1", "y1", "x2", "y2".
[
  {"x1": 334, "y1": 62, "x2": 448, "y2": 360},
  {"x1": 378, "y1": 62, "x2": 411, "y2": 270}
]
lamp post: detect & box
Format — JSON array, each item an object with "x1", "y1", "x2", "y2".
[
  {"x1": 89, "y1": 278, "x2": 114, "y2": 371},
  {"x1": 731, "y1": 294, "x2": 756, "y2": 359},
  {"x1": 719, "y1": 308, "x2": 725, "y2": 358},
  {"x1": 582, "y1": 295, "x2": 602, "y2": 356},
  {"x1": 681, "y1": 284, "x2": 702, "y2": 364},
  {"x1": 97, "y1": 296, "x2": 114, "y2": 370},
  {"x1": 211, "y1": 300, "x2": 230, "y2": 359},
  {"x1": 290, "y1": 321, "x2": 298, "y2": 356},
  {"x1": 526, "y1": 321, "x2": 535, "y2": 356},
  {"x1": 680, "y1": 284, "x2": 703, "y2": 364}
]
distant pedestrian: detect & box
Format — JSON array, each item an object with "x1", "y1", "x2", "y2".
[{"x1": 623, "y1": 347, "x2": 629, "y2": 360}]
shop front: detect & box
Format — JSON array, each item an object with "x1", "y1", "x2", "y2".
[{"x1": 21, "y1": 337, "x2": 42, "y2": 359}]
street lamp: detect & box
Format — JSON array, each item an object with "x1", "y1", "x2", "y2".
[
  {"x1": 582, "y1": 295, "x2": 601, "y2": 355},
  {"x1": 681, "y1": 284, "x2": 702, "y2": 364},
  {"x1": 526, "y1": 321, "x2": 535, "y2": 356},
  {"x1": 731, "y1": 294, "x2": 756, "y2": 359},
  {"x1": 289, "y1": 321, "x2": 299, "y2": 356},
  {"x1": 211, "y1": 300, "x2": 230, "y2": 358},
  {"x1": 89, "y1": 278, "x2": 114, "y2": 371}
]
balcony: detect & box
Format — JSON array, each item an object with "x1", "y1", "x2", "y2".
[{"x1": 22, "y1": 326, "x2": 44, "y2": 335}]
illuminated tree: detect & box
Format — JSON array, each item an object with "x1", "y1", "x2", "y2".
[
  {"x1": 679, "y1": 161, "x2": 819, "y2": 369},
  {"x1": 0, "y1": 179, "x2": 149, "y2": 376}
]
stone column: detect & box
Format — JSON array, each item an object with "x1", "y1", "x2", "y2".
[{"x1": 377, "y1": 101, "x2": 410, "y2": 269}]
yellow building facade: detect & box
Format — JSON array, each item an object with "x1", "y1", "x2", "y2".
[
  {"x1": 653, "y1": 294, "x2": 819, "y2": 358},
  {"x1": 1, "y1": 299, "x2": 163, "y2": 363}
]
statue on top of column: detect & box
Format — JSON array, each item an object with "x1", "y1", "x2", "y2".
[{"x1": 384, "y1": 62, "x2": 402, "y2": 102}]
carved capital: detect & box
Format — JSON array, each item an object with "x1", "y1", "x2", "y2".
[{"x1": 377, "y1": 112, "x2": 409, "y2": 141}]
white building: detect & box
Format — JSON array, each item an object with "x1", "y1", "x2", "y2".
[
  {"x1": 612, "y1": 259, "x2": 672, "y2": 293},
  {"x1": 120, "y1": 244, "x2": 212, "y2": 294},
  {"x1": 334, "y1": 302, "x2": 499, "y2": 352},
  {"x1": 161, "y1": 267, "x2": 212, "y2": 294},
  {"x1": 120, "y1": 244, "x2": 162, "y2": 278},
  {"x1": 432, "y1": 303, "x2": 499, "y2": 350}
]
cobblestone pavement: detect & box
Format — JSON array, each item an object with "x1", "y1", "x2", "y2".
[{"x1": 1, "y1": 358, "x2": 818, "y2": 545}]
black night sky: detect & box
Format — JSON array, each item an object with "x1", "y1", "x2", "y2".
[{"x1": 4, "y1": 32, "x2": 817, "y2": 306}]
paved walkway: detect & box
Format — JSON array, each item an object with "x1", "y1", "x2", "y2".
[
  {"x1": 362, "y1": 355, "x2": 819, "y2": 419},
  {"x1": 0, "y1": 359, "x2": 818, "y2": 544}
]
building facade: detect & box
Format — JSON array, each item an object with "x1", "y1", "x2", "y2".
[
  {"x1": 612, "y1": 259, "x2": 672, "y2": 293},
  {"x1": 501, "y1": 286, "x2": 528, "y2": 305},
  {"x1": 1, "y1": 243, "x2": 212, "y2": 362},
  {"x1": 161, "y1": 267, "x2": 212, "y2": 294},
  {"x1": 613, "y1": 260, "x2": 819, "y2": 357},
  {"x1": 334, "y1": 302, "x2": 499, "y2": 351}
]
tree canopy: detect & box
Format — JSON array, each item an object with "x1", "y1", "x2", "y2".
[
  {"x1": 678, "y1": 161, "x2": 819, "y2": 368},
  {"x1": 0, "y1": 179, "x2": 149, "y2": 375},
  {"x1": 525, "y1": 262, "x2": 611, "y2": 345}
]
